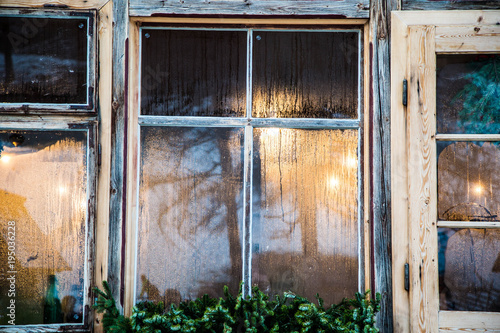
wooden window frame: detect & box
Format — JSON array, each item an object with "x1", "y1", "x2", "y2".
[
  {"x1": 391, "y1": 10, "x2": 500, "y2": 333},
  {"x1": 0, "y1": 9, "x2": 98, "y2": 114},
  {"x1": 124, "y1": 16, "x2": 371, "y2": 316},
  {"x1": 0, "y1": 1, "x2": 112, "y2": 331}
]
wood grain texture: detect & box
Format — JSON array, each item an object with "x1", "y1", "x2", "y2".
[
  {"x1": 439, "y1": 311, "x2": 500, "y2": 331},
  {"x1": 407, "y1": 25, "x2": 439, "y2": 333},
  {"x1": 0, "y1": 0, "x2": 109, "y2": 9},
  {"x1": 129, "y1": 0, "x2": 369, "y2": 18},
  {"x1": 403, "y1": 0, "x2": 500, "y2": 11},
  {"x1": 392, "y1": 10, "x2": 500, "y2": 27},
  {"x1": 390, "y1": 10, "x2": 410, "y2": 333},
  {"x1": 108, "y1": 0, "x2": 129, "y2": 313},
  {"x1": 95, "y1": 2, "x2": 113, "y2": 332},
  {"x1": 436, "y1": 25, "x2": 500, "y2": 53},
  {"x1": 370, "y1": 0, "x2": 397, "y2": 331},
  {"x1": 124, "y1": 18, "x2": 141, "y2": 317}
]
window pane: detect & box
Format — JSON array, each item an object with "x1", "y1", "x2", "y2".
[
  {"x1": 252, "y1": 31, "x2": 358, "y2": 119},
  {"x1": 438, "y1": 228, "x2": 500, "y2": 311},
  {"x1": 0, "y1": 17, "x2": 88, "y2": 104},
  {"x1": 140, "y1": 30, "x2": 246, "y2": 117},
  {"x1": 437, "y1": 55, "x2": 500, "y2": 134},
  {"x1": 438, "y1": 141, "x2": 500, "y2": 222},
  {"x1": 137, "y1": 127, "x2": 244, "y2": 305},
  {"x1": 0, "y1": 130, "x2": 87, "y2": 325},
  {"x1": 252, "y1": 128, "x2": 358, "y2": 306}
]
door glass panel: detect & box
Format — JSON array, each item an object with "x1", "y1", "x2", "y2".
[
  {"x1": 0, "y1": 130, "x2": 87, "y2": 325},
  {"x1": 137, "y1": 126, "x2": 244, "y2": 306},
  {"x1": 252, "y1": 31, "x2": 359, "y2": 119},
  {"x1": 437, "y1": 141, "x2": 500, "y2": 222},
  {"x1": 0, "y1": 17, "x2": 88, "y2": 104},
  {"x1": 140, "y1": 30, "x2": 246, "y2": 117},
  {"x1": 437, "y1": 55, "x2": 500, "y2": 134},
  {"x1": 252, "y1": 128, "x2": 358, "y2": 306},
  {"x1": 438, "y1": 228, "x2": 500, "y2": 311}
]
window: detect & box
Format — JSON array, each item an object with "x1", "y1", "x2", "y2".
[
  {"x1": 127, "y1": 22, "x2": 365, "y2": 310},
  {"x1": 0, "y1": 10, "x2": 96, "y2": 112},
  {"x1": 391, "y1": 10, "x2": 500, "y2": 332},
  {"x1": 0, "y1": 10, "x2": 98, "y2": 330}
]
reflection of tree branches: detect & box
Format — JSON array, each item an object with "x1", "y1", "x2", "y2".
[{"x1": 454, "y1": 55, "x2": 500, "y2": 133}]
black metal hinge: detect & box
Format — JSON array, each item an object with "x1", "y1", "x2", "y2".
[
  {"x1": 98, "y1": 143, "x2": 102, "y2": 167},
  {"x1": 404, "y1": 263, "x2": 410, "y2": 291},
  {"x1": 403, "y1": 79, "x2": 408, "y2": 107}
]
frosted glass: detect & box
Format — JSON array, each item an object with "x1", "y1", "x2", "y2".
[
  {"x1": 140, "y1": 30, "x2": 246, "y2": 117},
  {"x1": 252, "y1": 128, "x2": 358, "y2": 306},
  {"x1": 252, "y1": 31, "x2": 358, "y2": 119},
  {"x1": 0, "y1": 17, "x2": 88, "y2": 104},
  {"x1": 137, "y1": 127, "x2": 244, "y2": 306},
  {"x1": 438, "y1": 228, "x2": 500, "y2": 311},
  {"x1": 438, "y1": 141, "x2": 500, "y2": 222},
  {"x1": 0, "y1": 130, "x2": 87, "y2": 324}
]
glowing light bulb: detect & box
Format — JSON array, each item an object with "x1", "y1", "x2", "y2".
[
  {"x1": 474, "y1": 184, "x2": 484, "y2": 195},
  {"x1": 59, "y1": 186, "x2": 67, "y2": 194}
]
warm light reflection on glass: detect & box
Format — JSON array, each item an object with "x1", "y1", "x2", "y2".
[
  {"x1": 58, "y1": 186, "x2": 67, "y2": 194},
  {"x1": 346, "y1": 156, "x2": 357, "y2": 168},
  {"x1": 328, "y1": 176, "x2": 339, "y2": 189},
  {"x1": 474, "y1": 184, "x2": 484, "y2": 195},
  {"x1": 0, "y1": 155, "x2": 11, "y2": 164}
]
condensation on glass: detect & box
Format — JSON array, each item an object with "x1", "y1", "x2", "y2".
[
  {"x1": 437, "y1": 141, "x2": 500, "y2": 222},
  {"x1": 252, "y1": 31, "x2": 358, "y2": 119},
  {"x1": 437, "y1": 55, "x2": 500, "y2": 134},
  {"x1": 252, "y1": 129, "x2": 358, "y2": 306},
  {"x1": 140, "y1": 30, "x2": 246, "y2": 117},
  {"x1": 0, "y1": 130, "x2": 87, "y2": 325},
  {"x1": 137, "y1": 127, "x2": 244, "y2": 305},
  {"x1": 438, "y1": 228, "x2": 500, "y2": 311},
  {"x1": 0, "y1": 16, "x2": 88, "y2": 104}
]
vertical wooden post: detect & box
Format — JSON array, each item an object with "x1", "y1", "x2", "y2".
[
  {"x1": 109, "y1": 0, "x2": 129, "y2": 312},
  {"x1": 369, "y1": 0, "x2": 399, "y2": 331}
]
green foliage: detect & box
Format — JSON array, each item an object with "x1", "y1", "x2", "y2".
[
  {"x1": 454, "y1": 55, "x2": 500, "y2": 133},
  {"x1": 93, "y1": 281, "x2": 133, "y2": 332},
  {"x1": 94, "y1": 281, "x2": 380, "y2": 333}
]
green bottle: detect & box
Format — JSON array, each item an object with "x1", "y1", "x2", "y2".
[{"x1": 43, "y1": 275, "x2": 63, "y2": 323}]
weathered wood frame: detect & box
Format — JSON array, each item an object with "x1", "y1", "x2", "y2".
[
  {"x1": 391, "y1": 10, "x2": 500, "y2": 333},
  {"x1": 0, "y1": 119, "x2": 98, "y2": 332},
  {"x1": 124, "y1": 16, "x2": 371, "y2": 317},
  {"x1": 0, "y1": 9, "x2": 98, "y2": 114},
  {"x1": 0, "y1": 2, "x2": 113, "y2": 332}
]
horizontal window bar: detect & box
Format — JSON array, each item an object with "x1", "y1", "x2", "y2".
[
  {"x1": 436, "y1": 134, "x2": 500, "y2": 141},
  {"x1": 138, "y1": 116, "x2": 360, "y2": 129},
  {"x1": 437, "y1": 221, "x2": 500, "y2": 229}
]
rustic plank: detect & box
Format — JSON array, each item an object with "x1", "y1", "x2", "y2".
[
  {"x1": 108, "y1": 0, "x2": 129, "y2": 313},
  {"x1": 0, "y1": 0, "x2": 109, "y2": 9},
  {"x1": 392, "y1": 10, "x2": 500, "y2": 27},
  {"x1": 124, "y1": 18, "x2": 141, "y2": 317},
  {"x1": 369, "y1": 0, "x2": 398, "y2": 331},
  {"x1": 134, "y1": 16, "x2": 368, "y2": 25},
  {"x1": 390, "y1": 10, "x2": 411, "y2": 333},
  {"x1": 403, "y1": 0, "x2": 500, "y2": 11},
  {"x1": 436, "y1": 25, "x2": 500, "y2": 53},
  {"x1": 94, "y1": 2, "x2": 113, "y2": 332},
  {"x1": 363, "y1": 21, "x2": 371, "y2": 295},
  {"x1": 129, "y1": 0, "x2": 369, "y2": 18},
  {"x1": 439, "y1": 311, "x2": 500, "y2": 330},
  {"x1": 407, "y1": 25, "x2": 439, "y2": 333}
]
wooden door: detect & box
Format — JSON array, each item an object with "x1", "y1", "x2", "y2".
[{"x1": 391, "y1": 10, "x2": 500, "y2": 333}]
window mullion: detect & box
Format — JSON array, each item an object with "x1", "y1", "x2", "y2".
[{"x1": 242, "y1": 28, "x2": 254, "y2": 297}]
